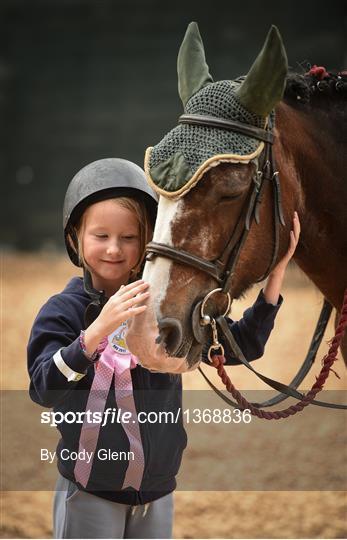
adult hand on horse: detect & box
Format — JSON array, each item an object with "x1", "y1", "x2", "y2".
[{"x1": 263, "y1": 211, "x2": 301, "y2": 305}]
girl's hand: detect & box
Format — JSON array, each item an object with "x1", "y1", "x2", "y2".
[
  {"x1": 272, "y1": 211, "x2": 301, "y2": 275},
  {"x1": 84, "y1": 280, "x2": 150, "y2": 353}
]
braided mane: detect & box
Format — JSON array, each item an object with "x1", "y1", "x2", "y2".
[{"x1": 283, "y1": 66, "x2": 347, "y2": 108}]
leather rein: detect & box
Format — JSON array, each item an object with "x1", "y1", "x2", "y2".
[{"x1": 146, "y1": 113, "x2": 346, "y2": 411}]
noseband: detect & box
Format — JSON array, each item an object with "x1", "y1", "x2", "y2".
[{"x1": 146, "y1": 113, "x2": 285, "y2": 294}]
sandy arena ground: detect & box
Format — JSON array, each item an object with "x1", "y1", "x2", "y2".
[{"x1": 1, "y1": 253, "x2": 346, "y2": 539}]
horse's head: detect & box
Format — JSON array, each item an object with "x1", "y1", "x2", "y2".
[{"x1": 127, "y1": 23, "x2": 292, "y2": 372}]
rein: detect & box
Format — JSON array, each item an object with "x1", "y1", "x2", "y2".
[
  {"x1": 199, "y1": 288, "x2": 347, "y2": 418},
  {"x1": 145, "y1": 112, "x2": 347, "y2": 413}
]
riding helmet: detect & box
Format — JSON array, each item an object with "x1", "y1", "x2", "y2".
[{"x1": 63, "y1": 158, "x2": 158, "y2": 267}]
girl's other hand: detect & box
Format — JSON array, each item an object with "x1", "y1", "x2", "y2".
[{"x1": 272, "y1": 211, "x2": 301, "y2": 274}]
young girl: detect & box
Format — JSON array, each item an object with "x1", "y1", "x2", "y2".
[{"x1": 27, "y1": 157, "x2": 300, "y2": 539}]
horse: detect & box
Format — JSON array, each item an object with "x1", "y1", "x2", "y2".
[{"x1": 126, "y1": 23, "x2": 347, "y2": 374}]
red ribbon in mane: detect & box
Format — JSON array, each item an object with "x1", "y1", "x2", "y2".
[{"x1": 307, "y1": 65, "x2": 329, "y2": 80}]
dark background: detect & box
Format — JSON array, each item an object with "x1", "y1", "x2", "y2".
[{"x1": 1, "y1": 0, "x2": 346, "y2": 250}]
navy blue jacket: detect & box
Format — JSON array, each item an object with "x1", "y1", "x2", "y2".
[{"x1": 27, "y1": 277, "x2": 282, "y2": 505}]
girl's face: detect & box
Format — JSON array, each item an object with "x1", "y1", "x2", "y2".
[{"x1": 82, "y1": 199, "x2": 141, "y2": 295}]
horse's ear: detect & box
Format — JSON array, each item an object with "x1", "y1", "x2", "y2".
[
  {"x1": 177, "y1": 21, "x2": 213, "y2": 107},
  {"x1": 236, "y1": 25, "x2": 288, "y2": 117}
]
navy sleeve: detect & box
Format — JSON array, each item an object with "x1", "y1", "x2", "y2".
[
  {"x1": 202, "y1": 289, "x2": 283, "y2": 365},
  {"x1": 27, "y1": 295, "x2": 94, "y2": 407}
]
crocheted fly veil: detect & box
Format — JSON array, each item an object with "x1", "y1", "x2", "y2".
[{"x1": 145, "y1": 23, "x2": 287, "y2": 199}]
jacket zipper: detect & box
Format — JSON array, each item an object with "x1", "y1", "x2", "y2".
[{"x1": 133, "y1": 367, "x2": 151, "y2": 484}]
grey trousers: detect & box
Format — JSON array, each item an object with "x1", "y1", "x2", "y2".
[{"x1": 53, "y1": 473, "x2": 173, "y2": 539}]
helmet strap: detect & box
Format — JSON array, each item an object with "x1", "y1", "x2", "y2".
[
  {"x1": 65, "y1": 224, "x2": 82, "y2": 267},
  {"x1": 83, "y1": 267, "x2": 107, "y2": 327}
]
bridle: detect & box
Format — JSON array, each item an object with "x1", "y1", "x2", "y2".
[
  {"x1": 145, "y1": 113, "x2": 346, "y2": 411},
  {"x1": 147, "y1": 113, "x2": 285, "y2": 295}
]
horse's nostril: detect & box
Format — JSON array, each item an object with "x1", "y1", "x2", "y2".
[
  {"x1": 155, "y1": 334, "x2": 163, "y2": 345},
  {"x1": 158, "y1": 317, "x2": 183, "y2": 356}
]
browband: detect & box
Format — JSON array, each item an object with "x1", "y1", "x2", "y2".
[{"x1": 179, "y1": 114, "x2": 274, "y2": 144}]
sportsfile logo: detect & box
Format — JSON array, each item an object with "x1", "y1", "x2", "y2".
[
  {"x1": 40, "y1": 408, "x2": 182, "y2": 427},
  {"x1": 40, "y1": 407, "x2": 252, "y2": 427}
]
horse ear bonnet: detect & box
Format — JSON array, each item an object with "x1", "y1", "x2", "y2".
[
  {"x1": 177, "y1": 21, "x2": 214, "y2": 106},
  {"x1": 145, "y1": 23, "x2": 287, "y2": 199}
]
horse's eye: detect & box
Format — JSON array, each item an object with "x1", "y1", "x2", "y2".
[{"x1": 218, "y1": 193, "x2": 242, "y2": 203}]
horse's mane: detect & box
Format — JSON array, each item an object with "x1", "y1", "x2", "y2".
[{"x1": 283, "y1": 66, "x2": 347, "y2": 110}]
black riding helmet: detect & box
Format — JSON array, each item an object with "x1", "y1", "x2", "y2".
[
  {"x1": 64, "y1": 158, "x2": 158, "y2": 266},
  {"x1": 63, "y1": 158, "x2": 158, "y2": 327}
]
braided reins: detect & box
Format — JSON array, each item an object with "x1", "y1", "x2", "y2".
[{"x1": 209, "y1": 289, "x2": 347, "y2": 419}]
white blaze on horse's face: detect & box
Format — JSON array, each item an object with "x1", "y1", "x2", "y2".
[
  {"x1": 124, "y1": 195, "x2": 193, "y2": 374},
  {"x1": 142, "y1": 196, "x2": 183, "y2": 318}
]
